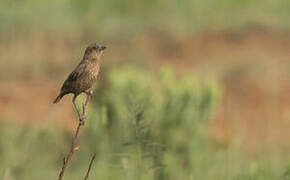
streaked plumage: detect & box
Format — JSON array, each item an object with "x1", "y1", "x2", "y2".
[{"x1": 53, "y1": 43, "x2": 107, "y2": 123}]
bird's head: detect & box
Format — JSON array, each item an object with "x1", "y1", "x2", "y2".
[{"x1": 84, "y1": 43, "x2": 107, "y2": 60}]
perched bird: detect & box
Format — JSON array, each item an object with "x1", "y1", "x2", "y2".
[{"x1": 53, "y1": 43, "x2": 107, "y2": 124}]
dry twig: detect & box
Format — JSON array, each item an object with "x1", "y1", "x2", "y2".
[
  {"x1": 58, "y1": 122, "x2": 83, "y2": 180},
  {"x1": 84, "y1": 153, "x2": 97, "y2": 180}
]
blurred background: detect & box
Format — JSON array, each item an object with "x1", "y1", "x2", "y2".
[{"x1": 1, "y1": 0, "x2": 290, "y2": 179}]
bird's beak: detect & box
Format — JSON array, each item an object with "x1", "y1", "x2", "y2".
[{"x1": 100, "y1": 45, "x2": 107, "y2": 50}]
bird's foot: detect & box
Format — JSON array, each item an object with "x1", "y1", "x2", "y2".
[
  {"x1": 79, "y1": 115, "x2": 86, "y2": 125},
  {"x1": 79, "y1": 119, "x2": 85, "y2": 126}
]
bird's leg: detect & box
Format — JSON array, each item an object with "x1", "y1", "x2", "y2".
[
  {"x1": 72, "y1": 95, "x2": 84, "y2": 125},
  {"x1": 81, "y1": 90, "x2": 93, "y2": 124}
]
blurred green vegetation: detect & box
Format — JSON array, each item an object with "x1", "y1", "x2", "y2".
[
  {"x1": 2, "y1": 0, "x2": 290, "y2": 36},
  {"x1": 0, "y1": 67, "x2": 217, "y2": 179},
  {"x1": 2, "y1": 0, "x2": 290, "y2": 179},
  {"x1": 1, "y1": 67, "x2": 290, "y2": 180}
]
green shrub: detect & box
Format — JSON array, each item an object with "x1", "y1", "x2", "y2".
[
  {"x1": 1, "y1": 67, "x2": 288, "y2": 179},
  {"x1": 86, "y1": 66, "x2": 221, "y2": 179}
]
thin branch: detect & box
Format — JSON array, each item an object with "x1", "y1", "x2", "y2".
[
  {"x1": 58, "y1": 122, "x2": 83, "y2": 180},
  {"x1": 58, "y1": 96, "x2": 95, "y2": 180},
  {"x1": 84, "y1": 153, "x2": 97, "y2": 180}
]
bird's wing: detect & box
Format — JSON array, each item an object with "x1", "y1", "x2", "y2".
[
  {"x1": 67, "y1": 62, "x2": 87, "y2": 81},
  {"x1": 61, "y1": 62, "x2": 87, "y2": 90}
]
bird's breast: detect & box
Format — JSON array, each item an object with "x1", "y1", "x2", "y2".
[{"x1": 87, "y1": 62, "x2": 100, "y2": 81}]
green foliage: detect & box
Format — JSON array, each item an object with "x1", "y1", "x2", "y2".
[
  {"x1": 87, "y1": 67, "x2": 221, "y2": 179},
  {"x1": 0, "y1": 67, "x2": 288, "y2": 179},
  {"x1": 2, "y1": 0, "x2": 290, "y2": 35}
]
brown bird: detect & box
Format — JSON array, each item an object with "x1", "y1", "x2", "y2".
[{"x1": 53, "y1": 43, "x2": 107, "y2": 124}]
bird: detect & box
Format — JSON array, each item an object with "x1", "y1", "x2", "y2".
[{"x1": 53, "y1": 42, "x2": 107, "y2": 124}]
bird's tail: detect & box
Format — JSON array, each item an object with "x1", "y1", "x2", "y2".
[{"x1": 53, "y1": 92, "x2": 65, "y2": 104}]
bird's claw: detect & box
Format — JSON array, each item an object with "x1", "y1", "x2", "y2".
[
  {"x1": 79, "y1": 119, "x2": 85, "y2": 126},
  {"x1": 79, "y1": 115, "x2": 86, "y2": 125}
]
